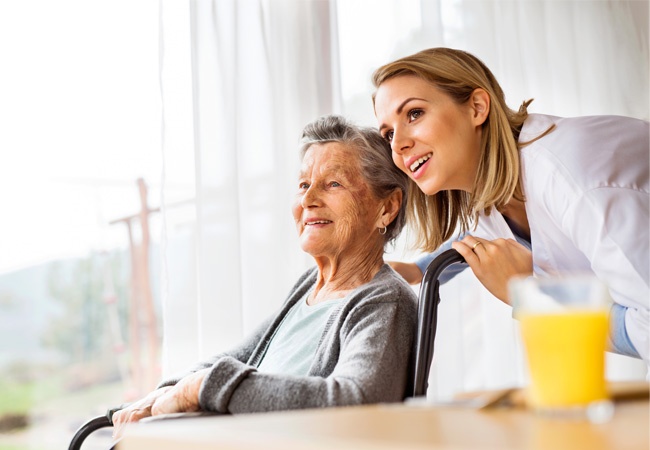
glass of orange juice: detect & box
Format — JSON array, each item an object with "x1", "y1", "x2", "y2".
[{"x1": 509, "y1": 275, "x2": 612, "y2": 416}]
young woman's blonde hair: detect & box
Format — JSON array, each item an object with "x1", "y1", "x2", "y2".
[{"x1": 372, "y1": 47, "x2": 542, "y2": 252}]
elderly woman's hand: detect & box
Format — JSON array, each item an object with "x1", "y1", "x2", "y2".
[
  {"x1": 452, "y1": 236, "x2": 533, "y2": 303},
  {"x1": 150, "y1": 368, "x2": 209, "y2": 416},
  {"x1": 111, "y1": 385, "x2": 174, "y2": 440},
  {"x1": 111, "y1": 368, "x2": 209, "y2": 441}
]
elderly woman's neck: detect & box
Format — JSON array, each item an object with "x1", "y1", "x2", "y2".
[{"x1": 309, "y1": 244, "x2": 385, "y2": 305}]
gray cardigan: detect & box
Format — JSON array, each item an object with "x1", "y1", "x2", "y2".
[{"x1": 159, "y1": 264, "x2": 417, "y2": 414}]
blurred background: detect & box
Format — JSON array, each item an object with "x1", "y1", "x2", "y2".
[{"x1": 0, "y1": 0, "x2": 647, "y2": 448}]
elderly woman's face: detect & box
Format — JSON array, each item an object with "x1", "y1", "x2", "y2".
[{"x1": 293, "y1": 142, "x2": 382, "y2": 259}]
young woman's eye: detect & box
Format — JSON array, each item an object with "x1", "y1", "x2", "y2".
[
  {"x1": 408, "y1": 109, "x2": 423, "y2": 122},
  {"x1": 383, "y1": 130, "x2": 394, "y2": 143}
]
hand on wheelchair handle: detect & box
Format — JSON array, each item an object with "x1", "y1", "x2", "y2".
[{"x1": 111, "y1": 386, "x2": 174, "y2": 441}]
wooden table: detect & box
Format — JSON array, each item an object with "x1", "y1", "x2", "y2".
[{"x1": 117, "y1": 398, "x2": 648, "y2": 450}]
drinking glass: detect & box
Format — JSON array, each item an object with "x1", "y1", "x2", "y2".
[{"x1": 509, "y1": 275, "x2": 612, "y2": 416}]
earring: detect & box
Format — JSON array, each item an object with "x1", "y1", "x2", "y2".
[{"x1": 379, "y1": 226, "x2": 387, "y2": 235}]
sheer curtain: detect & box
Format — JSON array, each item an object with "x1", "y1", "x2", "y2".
[
  {"x1": 158, "y1": 0, "x2": 648, "y2": 394},
  {"x1": 159, "y1": 0, "x2": 340, "y2": 376},
  {"x1": 437, "y1": 0, "x2": 649, "y2": 120}
]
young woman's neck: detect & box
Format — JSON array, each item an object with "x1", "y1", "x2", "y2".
[{"x1": 498, "y1": 198, "x2": 530, "y2": 241}]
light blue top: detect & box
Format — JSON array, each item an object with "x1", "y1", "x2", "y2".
[{"x1": 257, "y1": 291, "x2": 344, "y2": 376}]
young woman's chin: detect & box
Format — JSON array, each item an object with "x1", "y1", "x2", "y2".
[
  {"x1": 416, "y1": 173, "x2": 468, "y2": 196},
  {"x1": 414, "y1": 178, "x2": 443, "y2": 196}
]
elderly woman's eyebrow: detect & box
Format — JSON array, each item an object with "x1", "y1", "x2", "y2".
[
  {"x1": 299, "y1": 164, "x2": 356, "y2": 180},
  {"x1": 326, "y1": 164, "x2": 354, "y2": 177}
]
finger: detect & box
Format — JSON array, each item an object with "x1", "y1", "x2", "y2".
[
  {"x1": 451, "y1": 240, "x2": 480, "y2": 266},
  {"x1": 461, "y1": 235, "x2": 487, "y2": 252},
  {"x1": 130, "y1": 407, "x2": 152, "y2": 422},
  {"x1": 111, "y1": 410, "x2": 123, "y2": 426},
  {"x1": 112, "y1": 421, "x2": 125, "y2": 441},
  {"x1": 470, "y1": 240, "x2": 485, "y2": 253}
]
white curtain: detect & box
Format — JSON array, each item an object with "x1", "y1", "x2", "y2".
[
  {"x1": 159, "y1": 0, "x2": 340, "y2": 376},
  {"x1": 437, "y1": 0, "x2": 649, "y2": 120},
  {"x1": 158, "y1": 0, "x2": 648, "y2": 394}
]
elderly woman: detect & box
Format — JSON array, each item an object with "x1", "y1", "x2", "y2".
[{"x1": 112, "y1": 115, "x2": 417, "y2": 437}]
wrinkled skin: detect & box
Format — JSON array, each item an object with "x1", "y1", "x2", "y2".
[{"x1": 112, "y1": 369, "x2": 209, "y2": 440}]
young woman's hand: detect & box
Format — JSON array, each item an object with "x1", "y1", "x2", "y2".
[{"x1": 452, "y1": 236, "x2": 533, "y2": 304}]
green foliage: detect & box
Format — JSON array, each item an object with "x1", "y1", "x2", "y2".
[
  {"x1": 0, "y1": 445, "x2": 29, "y2": 450},
  {"x1": 0, "y1": 379, "x2": 33, "y2": 416}
]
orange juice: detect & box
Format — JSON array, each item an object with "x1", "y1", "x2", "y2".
[{"x1": 520, "y1": 310, "x2": 609, "y2": 408}]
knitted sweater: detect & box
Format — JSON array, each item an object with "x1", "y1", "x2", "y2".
[{"x1": 159, "y1": 264, "x2": 418, "y2": 414}]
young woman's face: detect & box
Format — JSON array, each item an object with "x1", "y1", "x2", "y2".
[
  {"x1": 374, "y1": 75, "x2": 483, "y2": 195},
  {"x1": 292, "y1": 142, "x2": 383, "y2": 259}
]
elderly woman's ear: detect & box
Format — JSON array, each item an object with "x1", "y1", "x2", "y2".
[{"x1": 377, "y1": 188, "x2": 403, "y2": 229}]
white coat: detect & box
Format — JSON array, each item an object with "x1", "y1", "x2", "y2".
[{"x1": 474, "y1": 113, "x2": 649, "y2": 368}]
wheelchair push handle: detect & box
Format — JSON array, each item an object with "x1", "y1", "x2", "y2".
[{"x1": 411, "y1": 249, "x2": 466, "y2": 398}]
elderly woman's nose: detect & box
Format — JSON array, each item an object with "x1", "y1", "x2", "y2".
[{"x1": 301, "y1": 185, "x2": 322, "y2": 207}]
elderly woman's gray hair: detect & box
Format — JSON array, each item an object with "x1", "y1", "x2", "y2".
[{"x1": 300, "y1": 115, "x2": 408, "y2": 244}]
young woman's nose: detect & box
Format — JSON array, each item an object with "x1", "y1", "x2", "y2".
[{"x1": 391, "y1": 127, "x2": 412, "y2": 155}]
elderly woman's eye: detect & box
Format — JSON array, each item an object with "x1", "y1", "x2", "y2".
[
  {"x1": 408, "y1": 109, "x2": 423, "y2": 121},
  {"x1": 329, "y1": 181, "x2": 341, "y2": 188},
  {"x1": 299, "y1": 182, "x2": 310, "y2": 189}
]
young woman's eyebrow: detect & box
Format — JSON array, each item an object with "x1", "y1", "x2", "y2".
[{"x1": 378, "y1": 97, "x2": 426, "y2": 132}]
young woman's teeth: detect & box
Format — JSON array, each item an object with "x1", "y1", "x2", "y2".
[{"x1": 409, "y1": 153, "x2": 432, "y2": 172}]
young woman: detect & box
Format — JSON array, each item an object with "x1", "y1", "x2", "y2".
[
  {"x1": 111, "y1": 115, "x2": 417, "y2": 439},
  {"x1": 372, "y1": 47, "x2": 649, "y2": 369}
]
